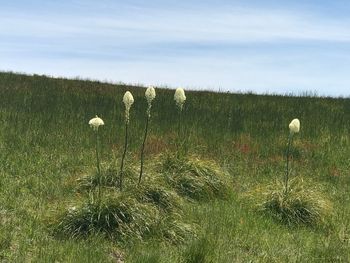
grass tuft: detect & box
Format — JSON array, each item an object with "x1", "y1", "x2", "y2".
[
  {"x1": 77, "y1": 165, "x2": 136, "y2": 190},
  {"x1": 54, "y1": 169, "x2": 196, "y2": 244},
  {"x1": 136, "y1": 185, "x2": 183, "y2": 212},
  {"x1": 161, "y1": 154, "x2": 231, "y2": 201},
  {"x1": 53, "y1": 192, "x2": 159, "y2": 240},
  {"x1": 251, "y1": 178, "x2": 332, "y2": 226}
]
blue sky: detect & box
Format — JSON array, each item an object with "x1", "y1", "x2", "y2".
[{"x1": 1, "y1": 0, "x2": 350, "y2": 96}]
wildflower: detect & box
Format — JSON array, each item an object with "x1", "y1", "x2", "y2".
[
  {"x1": 285, "y1": 118, "x2": 300, "y2": 194},
  {"x1": 145, "y1": 86, "x2": 156, "y2": 118},
  {"x1": 119, "y1": 91, "x2": 134, "y2": 190},
  {"x1": 89, "y1": 115, "x2": 104, "y2": 131},
  {"x1": 145, "y1": 86, "x2": 156, "y2": 105},
  {"x1": 123, "y1": 91, "x2": 134, "y2": 123},
  {"x1": 174, "y1": 88, "x2": 186, "y2": 111},
  {"x1": 89, "y1": 115, "x2": 104, "y2": 200},
  {"x1": 289, "y1": 118, "x2": 300, "y2": 134},
  {"x1": 139, "y1": 87, "x2": 156, "y2": 185},
  {"x1": 174, "y1": 88, "x2": 187, "y2": 157}
]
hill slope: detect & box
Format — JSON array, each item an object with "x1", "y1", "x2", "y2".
[{"x1": 0, "y1": 72, "x2": 349, "y2": 262}]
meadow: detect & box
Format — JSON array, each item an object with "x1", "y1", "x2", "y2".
[{"x1": 0, "y1": 71, "x2": 350, "y2": 262}]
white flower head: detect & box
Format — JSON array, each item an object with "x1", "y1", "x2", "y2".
[
  {"x1": 174, "y1": 88, "x2": 186, "y2": 110},
  {"x1": 89, "y1": 115, "x2": 104, "y2": 131},
  {"x1": 123, "y1": 91, "x2": 134, "y2": 122},
  {"x1": 145, "y1": 86, "x2": 156, "y2": 117},
  {"x1": 145, "y1": 86, "x2": 156, "y2": 104},
  {"x1": 289, "y1": 118, "x2": 300, "y2": 134}
]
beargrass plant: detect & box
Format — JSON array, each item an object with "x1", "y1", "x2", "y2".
[
  {"x1": 119, "y1": 91, "x2": 134, "y2": 190},
  {"x1": 54, "y1": 182, "x2": 194, "y2": 244},
  {"x1": 135, "y1": 183, "x2": 183, "y2": 212},
  {"x1": 78, "y1": 159, "x2": 182, "y2": 212},
  {"x1": 255, "y1": 178, "x2": 332, "y2": 226},
  {"x1": 139, "y1": 86, "x2": 156, "y2": 185},
  {"x1": 285, "y1": 118, "x2": 300, "y2": 194},
  {"x1": 58, "y1": 156, "x2": 196, "y2": 243},
  {"x1": 248, "y1": 118, "x2": 332, "y2": 226},
  {"x1": 77, "y1": 161, "x2": 139, "y2": 191},
  {"x1": 77, "y1": 166, "x2": 119, "y2": 191},
  {"x1": 53, "y1": 192, "x2": 159, "y2": 240},
  {"x1": 88, "y1": 115, "x2": 104, "y2": 200},
  {"x1": 160, "y1": 154, "x2": 230, "y2": 201},
  {"x1": 174, "y1": 88, "x2": 186, "y2": 157}
]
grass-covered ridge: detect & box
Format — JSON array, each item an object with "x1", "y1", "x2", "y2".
[{"x1": 0, "y1": 72, "x2": 350, "y2": 262}]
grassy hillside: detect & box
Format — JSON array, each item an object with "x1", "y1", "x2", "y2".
[{"x1": 0, "y1": 72, "x2": 349, "y2": 262}]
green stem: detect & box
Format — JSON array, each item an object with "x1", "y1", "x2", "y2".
[
  {"x1": 176, "y1": 107, "x2": 183, "y2": 158},
  {"x1": 119, "y1": 121, "x2": 129, "y2": 190},
  {"x1": 285, "y1": 133, "x2": 293, "y2": 194},
  {"x1": 95, "y1": 130, "x2": 101, "y2": 201},
  {"x1": 138, "y1": 114, "x2": 150, "y2": 185}
]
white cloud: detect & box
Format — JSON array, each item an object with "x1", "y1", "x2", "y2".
[
  {"x1": 1, "y1": 2, "x2": 350, "y2": 96},
  {"x1": 1, "y1": 6, "x2": 350, "y2": 43}
]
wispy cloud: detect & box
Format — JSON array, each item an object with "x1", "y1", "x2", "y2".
[
  {"x1": 1, "y1": 0, "x2": 350, "y2": 96},
  {"x1": 2, "y1": 5, "x2": 350, "y2": 42}
]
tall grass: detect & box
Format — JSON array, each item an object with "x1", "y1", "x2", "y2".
[{"x1": 0, "y1": 72, "x2": 350, "y2": 262}]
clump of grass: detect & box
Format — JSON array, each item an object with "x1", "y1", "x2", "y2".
[
  {"x1": 132, "y1": 181, "x2": 195, "y2": 244},
  {"x1": 135, "y1": 185, "x2": 183, "y2": 212},
  {"x1": 161, "y1": 154, "x2": 230, "y2": 201},
  {"x1": 56, "y1": 169, "x2": 197, "y2": 243},
  {"x1": 77, "y1": 167, "x2": 119, "y2": 190},
  {"x1": 77, "y1": 165, "x2": 137, "y2": 191},
  {"x1": 58, "y1": 149, "x2": 231, "y2": 244},
  {"x1": 252, "y1": 178, "x2": 332, "y2": 226},
  {"x1": 53, "y1": 192, "x2": 159, "y2": 240}
]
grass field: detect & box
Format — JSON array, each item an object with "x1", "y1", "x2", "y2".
[{"x1": 0, "y1": 72, "x2": 350, "y2": 262}]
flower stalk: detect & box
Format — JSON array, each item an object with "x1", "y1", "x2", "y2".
[
  {"x1": 119, "y1": 121, "x2": 128, "y2": 190},
  {"x1": 119, "y1": 91, "x2": 134, "y2": 190},
  {"x1": 138, "y1": 87, "x2": 156, "y2": 185},
  {"x1": 285, "y1": 118, "x2": 300, "y2": 194},
  {"x1": 88, "y1": 115, "x2": 104, "y2": 200},
  {"x1": 174, "y1": 88, "x2": 186, "y2": 157},
  {"x1": 285, "y1": 133, "x2": 292, "y2": 194}
]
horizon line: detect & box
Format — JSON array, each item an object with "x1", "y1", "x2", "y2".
[{"x1": 1, "y1": 70, "x2": 348, "y2": 100}]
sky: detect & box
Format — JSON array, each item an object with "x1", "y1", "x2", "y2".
[{"x1": 1, "y1": 0, "x2": 350, "y2": 97}]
